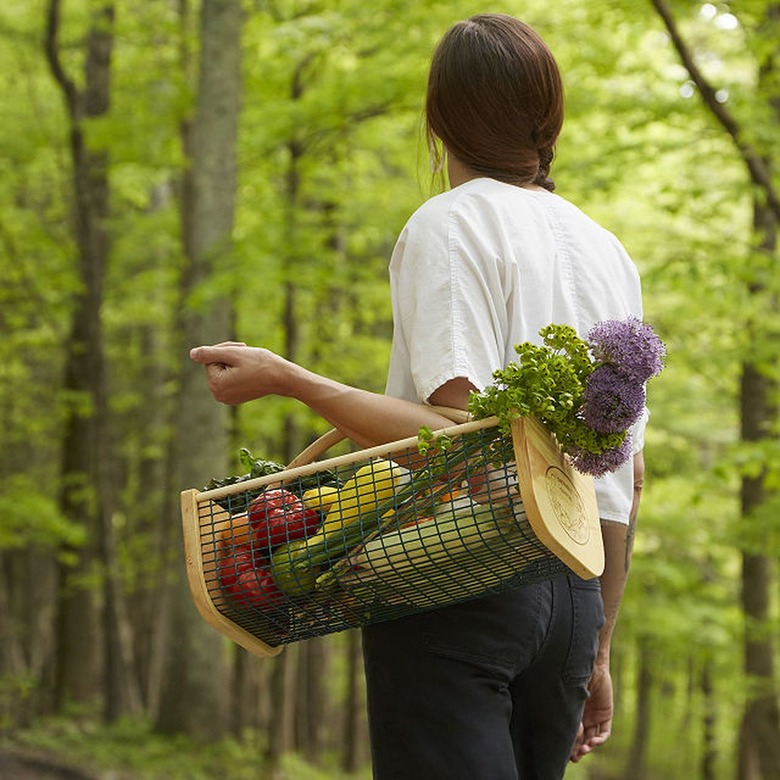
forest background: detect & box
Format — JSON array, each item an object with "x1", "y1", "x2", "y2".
[{"x1": 0, "y1": 0, "x2": 778, "y2": 779}]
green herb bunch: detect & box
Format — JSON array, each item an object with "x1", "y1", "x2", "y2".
[{"x1": 467, "y1": 320, "x2": 665, "y2": 476}]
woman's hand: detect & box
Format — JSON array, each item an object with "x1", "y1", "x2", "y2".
[
  {"x1": 570, "y1": 660, "x2": 613, "y2": 763},
  {"x1": 189, "y1": 342, "x2": 294, "y2": 405}
]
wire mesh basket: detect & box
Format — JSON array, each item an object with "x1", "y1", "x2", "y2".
[{"x1": 180, "y1": 412, "x2": 604, "y2": 657}]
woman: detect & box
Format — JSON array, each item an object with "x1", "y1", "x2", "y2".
[{"x1": 191, "y1": 14, "x2": 645, "y2": 779}]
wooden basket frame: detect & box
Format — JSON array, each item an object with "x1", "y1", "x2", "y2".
[{"x1": 181, "y1": 412, "x2": 603, "y2": 657}]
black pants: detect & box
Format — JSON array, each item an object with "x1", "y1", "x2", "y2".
[{"x1": 362, "y1": 572, "x2": 604, "y2": 780}]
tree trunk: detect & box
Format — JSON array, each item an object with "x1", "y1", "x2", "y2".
[
  {"x1": 296, "y1": 638, "x2": 328, "y2": 762},
  {"x1": 648, "y1": 4, "x2": 780, "y2": 777},
  {"x1": 44, "y1": 0, "x2": 120, "y2": 714},
  {"x1": 342, "y1": 629, "x2": 366, "y2": 773},
  {"x1": 737, "y1": 25, "x2": 779, "y2": 767},
  {"x1": 126, "y1": 318, "x2": 178, "y2": 717},
  {"x1": 155, "y1": 0, "x2": 242, "y2": 738},
  {"x1": 701, "y1": 659, "x2": 717, "y2": 780},
  {"x1": 228, "y1": 647, "x2": 269, "y2": 738},
  {"x1": 0, "y1": 554, "x2": 31, "y2": 726},
  {"x1": 625, "y1": 637, "x2": 652, "y2": 780},
  {"x1": 267, "y1": 648, "x2": 298, "y2": 768},
  {"x1": 264, "y1": 69, "x2": 309, "y2": 766},
  {"x1": 739, "y1": 359, "x2": 780, "y2": 778}
]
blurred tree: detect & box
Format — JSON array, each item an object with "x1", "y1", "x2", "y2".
[
  {"x1": 649, "y1": 2, "x2": 780, "y2": 778},
  {"x1": 43, "y1": 0, "x2": 142, "y2": 720},
  {"x1": 155, "y1": 0, "x2": 242, "y2": 739}
]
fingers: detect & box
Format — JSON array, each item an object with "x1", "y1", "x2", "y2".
[
  {"x1": 583, "y1": 721, "x2": 611, "y2": 746},
  {"x1": 569, "y1": 722, "x2": 611, "y2": 763},
  {"x1": 190, "y1": 341, "x2": 247, "y2": 364},
  {"x1": 189, "y1": 347, "x2": 209, "y2": 364},
  {"x1": 570, "y1": 737, "x2": 603, "y2": 763}
]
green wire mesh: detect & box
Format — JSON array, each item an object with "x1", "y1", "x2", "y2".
[{"x1": 194, "y1": 424, "x2": 567, "y2": 648}]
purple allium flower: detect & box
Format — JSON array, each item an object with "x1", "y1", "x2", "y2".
[
  {"x1": 588, "y1": 316, "x2": 666, "y2": 383},
  {"x1": 570, "y1": 435, "x2": 633, "y2": 478},
  {"x1": 582, "y1": 364, "x2": 646, "y2": 434}
]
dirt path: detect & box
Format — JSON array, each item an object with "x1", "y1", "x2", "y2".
[{"x1": 0, "y1": 749, "x2": 97, "y2": 780}]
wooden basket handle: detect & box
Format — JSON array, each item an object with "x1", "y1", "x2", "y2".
[{"x1": 285, "y1": 406, "x2": 471, "y2": 469}]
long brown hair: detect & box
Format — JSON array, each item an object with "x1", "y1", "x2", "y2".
[{"x1": 426, "y1": 14, "x2": 564, "y2": 191}]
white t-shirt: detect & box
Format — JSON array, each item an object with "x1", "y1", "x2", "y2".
[{"x1": 385, "y1": 177, "x2": 645, "y2": 524}]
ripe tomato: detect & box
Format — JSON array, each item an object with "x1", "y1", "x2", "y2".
[
  {"x1": 218, "y1": 546, "x2": 283, "y2": 610},
  {"x1": 248, "y1": 488, "x2": 321, "y2": 551}
]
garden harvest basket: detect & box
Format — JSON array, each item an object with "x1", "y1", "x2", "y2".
[{"x1": 180, "y1": 412, "x2": 604, "y2": 658}]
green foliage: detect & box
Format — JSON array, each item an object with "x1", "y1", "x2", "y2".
[
  {"x1": 3, "y1": 716, "x2": 372, "y2": 779},
  {"x1": 0, "y1": 0, "x2": 777, "y2": 776},
  {"x1": 0, "y1": 475, "x2": 84, "y2": 551}
]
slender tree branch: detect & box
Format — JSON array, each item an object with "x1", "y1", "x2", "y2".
[
  {"x1": 84, "y1": 4, "x2": 115, "y2": 117},
  {"x1": 650, "y1": 0, "x2": 780, "y2": 222},
  {"x1": 44, "y1": 0, "x2": 79, "y2": 118}
]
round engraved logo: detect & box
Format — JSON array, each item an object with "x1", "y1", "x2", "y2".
[{"x1": 545, "y1": 466, "x2": 589, "y2": 544}]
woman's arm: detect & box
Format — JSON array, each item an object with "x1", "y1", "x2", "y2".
[
  {"x1": 597, "y1": 451, "x2": 643, "y2": 666},
  {"x1": 571, "y1": 450, "x2": 644, "y2": 763},
  {"x1": 189, "y1": 342, "x2": 469, "y2": 448}
]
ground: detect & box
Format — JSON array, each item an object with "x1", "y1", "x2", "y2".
[{"x1": 0, "y1": 749, "x2": 97, "y2": 780}]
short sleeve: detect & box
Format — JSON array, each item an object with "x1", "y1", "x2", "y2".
[{"x1": 386, "y1": 202, "x2": 512, "y2": 403}]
